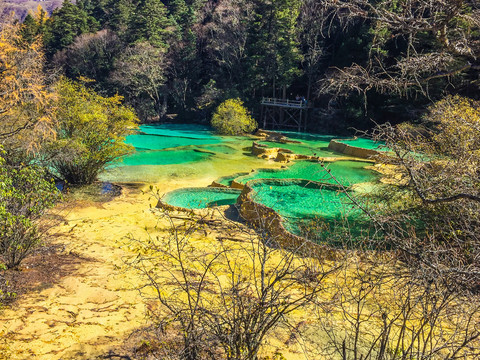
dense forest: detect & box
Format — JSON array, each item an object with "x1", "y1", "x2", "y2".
[
  {"x1": 13, "y1": 0, "x2": 480, "y2": 130},
  {"x1": 1, "y1": 1, "x2": 480, "y2": 359}
]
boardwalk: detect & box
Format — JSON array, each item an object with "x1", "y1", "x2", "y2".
[
  {"x1": 260, "y1": 97, "x2": 308, "y2": 131},
  {"x1": 261, "y1": 97, "x2": 308, "y2": 109}
]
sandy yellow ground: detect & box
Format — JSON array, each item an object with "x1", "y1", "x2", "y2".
[
  {"x1": 0, "y1": 156, "x2": 432, "y2": 360},
  {"x1": 0, "y1": 164, "x2": 317, "y2": 359},
  {"x1": 0, "y1": 182, "x2": 160, "y2": 359}
]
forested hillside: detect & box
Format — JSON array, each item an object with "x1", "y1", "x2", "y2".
[
  {"x1": 17, "y1": 0, "x2": 480, "y2": 130},
  {"x1": 1, "y1": 1, "x2": 480, "y2": 359}
]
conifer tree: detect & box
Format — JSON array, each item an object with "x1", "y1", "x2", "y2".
[
  {"x1": 45, "y1": 0, "x2": 99, "y2": 55},
  {"x1": 246, "y1": 0, "x2": 302, "y2": 97},
  {"x1": 128, "y1": 0, "x2": 174, "y2": 49}
]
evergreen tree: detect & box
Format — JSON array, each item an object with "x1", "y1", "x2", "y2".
[
  {"x1": 20, "y1": 14, "x2": 37, "y2": 44},
  {"x1": 19, "y1": 6, "x2": 49, "y2": 44},
  {"x1": 105, "y1": 0, "x2": 136, "y2": 35},
  {"x1": 165, "y1": 0, "x2": 203, "y2": 112},
  {"x1": 45, "y1": 0, "x2": 99, "y2": 55},
  {"x1": 127, "y1": 0, "x2": 174, "y2": 48},
  {"x1": 246, "y1": 0, "x2": 303, "y2": 98}
]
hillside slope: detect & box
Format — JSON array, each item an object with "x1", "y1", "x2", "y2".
[{"x1": 1, "y1": 0, "x2": 62, "y2": 21}]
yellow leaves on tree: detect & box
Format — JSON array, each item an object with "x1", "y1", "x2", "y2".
[
  {"x1": 211, "y1": 98, "x2": 257, "y2": 135},
  {"x1": 48, "y1": 78, "x2": 139, "y2": 185},
  {"x1": 0, "y1": 22, "x2": 54, "y2": 152},
  {"x1": 426, "y1": 95, "x2": 480, "y2": 155}
]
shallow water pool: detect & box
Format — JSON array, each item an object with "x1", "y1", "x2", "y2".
[
  {"x1": 162, "y1": 187, "x2": 242, "y2": 209},
  {"x1": 236, "y1": 160, "x2": 377, "y2": 186},
  {"x1": 337, "y1": 138, "x2": 386, "y2": 151},
  {"x1": 103, "y1": 124, "x2": 380, "y2": 239},
  {"x1": 249, "y1": 180, "x2": 365, "y2": 236},
  {"x1": 120, "y1": 149, "x2": 212, "y2": 166}
]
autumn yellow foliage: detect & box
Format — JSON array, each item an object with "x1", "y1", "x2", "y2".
[
  {"x1": 426, "y1": 95, "x2": 480, "y2": 154},
  {"x1": 0, "y1": 22, "x2": 55, "y2": 152},
  {"x1": 211, "y1": 98, "x2": 257, "y2": 135}
]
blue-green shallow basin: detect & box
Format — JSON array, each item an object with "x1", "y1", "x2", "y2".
[
  {"x1": 249, "y1": 180, "x2": 371, "y2": 242},
  {"x1": 163, "y1": 188, "x2": 242, "y2": 209},
  {"x1": 118, "y1": 149, "x2": 212, "y2": 166},
  {"x1": 337, "y1": 138, "x2": 386, "y2": 151},
  {"x1": 236, "y1": 160, "x2": 377, "y2": 186}
]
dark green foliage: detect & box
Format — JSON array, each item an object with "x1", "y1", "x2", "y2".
[
  {"x1": 45, "y1": 0, "x2": 99, "y2": 55},
  {"x1": 19, "y1": 7, "x2": 49, "y2": 44},
  {"x1": 127, "y1": 0, "x2": 174, "y2": 48},
  {"x1": 19, "y1": 14, "x2": 38, "y2": 44},
  {"x1": 26, "y1": 0, "x2": 480, "y2": 128},
  {"x1": 246, "y1": 0, "x2": 303, "y2": 96}
]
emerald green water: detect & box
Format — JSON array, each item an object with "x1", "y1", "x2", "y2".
[
  {"x1": 338, "y1": 138, "x2": 386, "y2": 151},
  {"x1": 121, "y1": 149, "x2": 212, "y2": 166},
  {"x1": 102, "y1": 124, "x2": 380, "y2": 239},
  {"x1": 163, "y1": 188, "x2": 242, "y2": 209},
  {"x1": 251, "y1": 181, "x2": 355, "y2": 219},
  {"x1": 236, "y1": 161, "x2": 376, "y2": 186},
  {"x1": 136, "y1": 124, "x2": 223, "y2": 140},
  {"x1": 126, "y1": 134, "x2": 222, "y2": 150},
  {"x1": 121, "y1": 124, "x2": 223, "y2": 166},
  {"x1": 249, "y1": 180, "x2": 369, "y2": 239},
  {"x1": 104, "y1": 124, "x2": 263, "y2": 183}
]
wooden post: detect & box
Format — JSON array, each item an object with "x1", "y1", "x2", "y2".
[
  {"x1": 298, "y1": 109, "x2": 302, "y2": 132},
  {"x1": 261, "y1": 104, "x2": 266, "y2": 129}
]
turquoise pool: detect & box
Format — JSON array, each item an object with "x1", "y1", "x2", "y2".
[
  {"x1": 235, "y1": 160, "x2": 377, "y2": 186},
  {"x1": 121, "y1": 149, "x2": 212, "y2": 166},
  {"x1": 337, "y1": 138, "x2": 386, "y2": 151},
  {"x1": 103, "y1": 124, "x2": 380, "y2": 239},
  {"x1": 249, "y1": 180, "x2": 370, "y2": 240},
  {"x1": 162, "y1": 188, "x2": 242, "y2": 209}
]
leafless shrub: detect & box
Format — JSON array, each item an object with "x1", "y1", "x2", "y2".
[
  {"x1": 316, "y1": 0, "x2": 480, "y2": 100},
  {"x1": 317, "y1": 252, "x2": 480, "y2": 360},
  {"x1": 124, "y1": 205, "x2": 339, "y2": 360}
]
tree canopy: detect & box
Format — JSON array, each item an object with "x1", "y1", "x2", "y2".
[
  {"x1": 47, "y1": 78, "x2": 138, "y2": 185},
  {"x1": 211, "y1": 98, "x2": 257, "y2": 135},
  {"x1": 14, "y1": 0, "x2": 477, "y2": 128},
  {"x1": 0, "y1": 22, "x2": 55, "y2": 155}
]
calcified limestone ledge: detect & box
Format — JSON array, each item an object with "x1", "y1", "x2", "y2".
[
  {"x1": 251, "y1": 141, "x2": 379, "y2": 163},
  {"x1": 253, "y1": 129, "x2": 383, "y2": 162},
  {"x1": 327, "y1": 138, "x2": 381, "y2": 159},
  {"x1": 254, "y1": 129, "x2": 302, "y2": 144},
  {"x1": 236, "y1": 179, "x2": 340, "y2": 259}
]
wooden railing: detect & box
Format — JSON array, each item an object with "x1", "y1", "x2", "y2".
[{"x1": 261, "y1": 97, "x2": 307, "y2": 108}]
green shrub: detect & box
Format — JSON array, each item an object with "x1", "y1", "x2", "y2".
[
  {"x1": 211, "y1": 98, "x2": 257, "y2": 135},
  {"x1": 47, "y1": 78, "x2": 139, "y2": 185},
  {"x1": 0, "y1": 152, "x2": 58, "y2": 269}
]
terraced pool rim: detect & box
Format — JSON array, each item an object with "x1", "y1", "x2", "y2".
[{"x1": 237, "y1": 178, "x2": 346, "y2": 255}]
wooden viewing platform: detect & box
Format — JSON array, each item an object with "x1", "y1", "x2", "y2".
[
  {"x1": 261, "y1": 97, "x2": 308, "y2": 109},
  {"x1": 260, "y1": 97, "x2": 309, "y2": 131}
]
